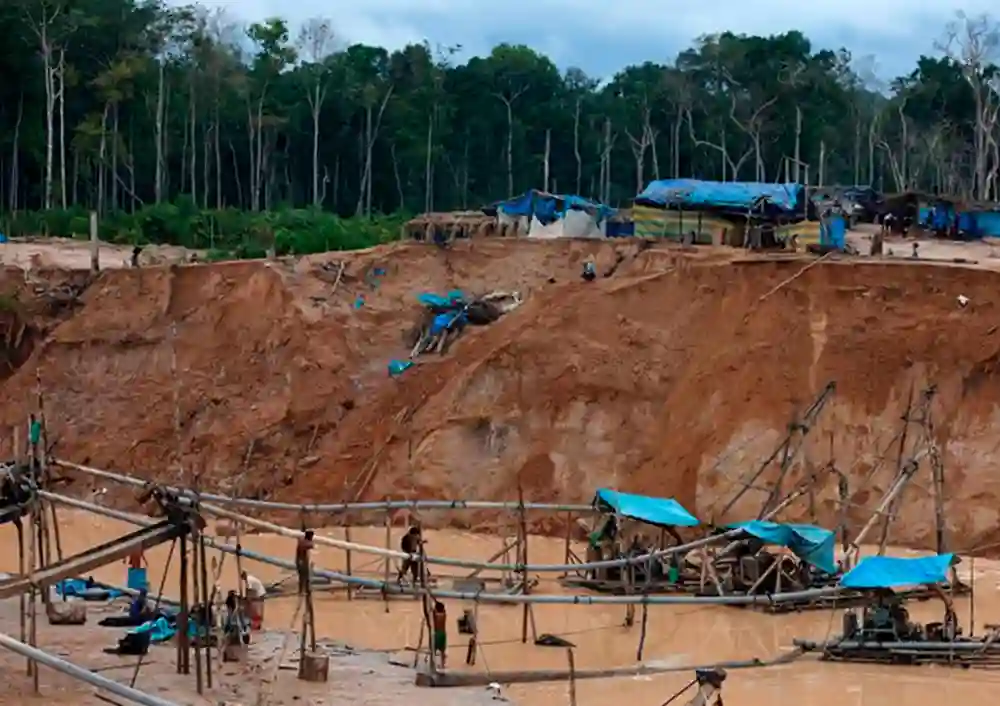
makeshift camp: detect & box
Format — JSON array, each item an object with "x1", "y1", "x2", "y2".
[
  {"x1": 496, "y1": 190, "x2": 616, "y2": 239},
  {"x1": 795, "y1": 554, "x2": 1000, "y2": 667},
  {"x1": 633, "y1": 179, "x2": 813, "y2": 248},
  {"x1": 403, "y1": 211, "x2": 496, "y2": 241}
]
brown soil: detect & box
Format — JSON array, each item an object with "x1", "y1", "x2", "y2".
[{"x1": 2, "y1": 239, "x2": 1000, "y2": 551}]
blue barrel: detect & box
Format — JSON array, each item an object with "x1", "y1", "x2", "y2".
[{"x1": 127, "y1": 567, "x2": 149, "y2": 592}]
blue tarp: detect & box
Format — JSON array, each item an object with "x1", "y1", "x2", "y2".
[
  {"x1": 417, "y1": 290, "x2": 467, "y2": 309},
  {"x1": 840, "y1": 554, "x2": 956, "y2": 589},
  {"x1": 498, "y1": 190, "x2": 616, "y2": 223},
  {"x1": 129, "y1": 616, "x2": 176, "y2": 643},
  {"x1": 55, "y1": 578, "x2": 123, "y2": 600},
  {"x1": 388, "y1": 359, "x2": 413, "y2": 377},
  {"x1": 820, "y1": 214, "x2": 846, "y2": 250},
  {"x1": 593, "y1": 489, "x2": 699, "y2": 528},
  {"x1": 727, "y1": 521, "x2": 837, "y2": 574},
  {"x1": 636, "y1": 180, "x2": 803, "y2": 214}
]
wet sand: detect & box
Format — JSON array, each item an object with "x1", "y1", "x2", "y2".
[{"x1": 1, "y1": 511, "x2": 999, "y2": 705}]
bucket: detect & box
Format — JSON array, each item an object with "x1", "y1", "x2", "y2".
[{"x1": 127, "y1": 567, "x2": 148, "y2": 592}]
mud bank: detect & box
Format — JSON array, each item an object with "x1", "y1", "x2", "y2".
[{"x1": 2, "y1": 241, "x2": 1000, "y2": 550}]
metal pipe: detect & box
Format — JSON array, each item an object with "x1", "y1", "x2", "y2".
[
  {"x1": 200, "y1": 500, "x2": 731, "y2": 573},
  {"x1": 0, "y1": 631, "x2": 180, "y2": 706},
  {"x1": 55, "y1": 461, "x2": 595, "y2": 513},
  {"x1": 43, "y1": 492, "x2": 840, "y2": 607}
]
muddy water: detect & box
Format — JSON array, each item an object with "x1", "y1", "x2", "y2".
[{"x1": 2, "y1": 511, "x2": 999, "y2": 705}]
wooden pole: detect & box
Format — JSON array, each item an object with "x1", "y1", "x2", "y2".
[
  {"x1": 28, "y1": 506, "x2": 38, "y2": 690},
  {"x1": 567, "y1": 648, "x2": 577, "y2": 706},
  {"x1": 17, "y1": 520, "x2": 26, "y2": 649},
  {"x1": 970, "y1": 555, "x2": 976, "y2": 636},
  {"x1": 344, "y1": 524, "x2": 353, "y2": 601},
  {"x1": 89, "y1": 211, "x2": 99, "y2": 273},
  {"x1": 191, "y1": 529, "x2": 204, "y2": 694},
  {"x1": 177, "y1": 533, "x2": 190, "y2": 675},
  {"x1": 383, "y1": 509, "x2": 391, "y2": 614},
  {"x1": 418, "y1": 542, "x2": 436, "y2": 674},
  {"x1": 636, "y1": 557, "x2": 651, "y2": 661},
  {"x1": 562, "y1": 511, "x2": 572, "y2": 578},
  {"x1": 198, "y1": 531, "x2": 212, "y2": 689}
]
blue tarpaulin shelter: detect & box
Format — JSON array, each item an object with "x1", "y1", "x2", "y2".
[
  {"x1": 727, "y1": 521, "x2": 836, "y2": 573},
  {"x1": 593, "y1": 489, "x2": 699, "y2": 528},
  {"x1": 840, "y1": 554, "x2": 956, "y2": 589},
  {"x1": 497, "y1": 189, "x2": 616, "y2": 224},
  {"x1": 636, "y1": 179, "x2": 804, "y2": 215}
]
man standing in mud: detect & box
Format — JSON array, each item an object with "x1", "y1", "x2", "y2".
[
  {"x1": 28, "y1": 414, "x2": 41, "y2": 468},
  {"x1": 397, "y1": 526, "x2": 424, "y2": 584},
  {"x1": 296, "y1": 530, "x2": 315, "y2": 595}
]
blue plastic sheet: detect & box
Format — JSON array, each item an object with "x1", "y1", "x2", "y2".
[
  {"x1": 594, "y1": 489, "x2": 699, "y2": 528},
  {"x1": 55, "y1": 578, "x2": 123, "y2": 600},
  {"x1": 727, "y1": 521, "x2": 836, "y2": 573},
  {"x1": 820, "y1": 214, "x2": 846, "y2": 249},
  {"x1": 129, "y1": 616, "x2": 176, "y2": 643},
  {"x1": 417, "y1": 290, "x2": 467, "y2": 309},
  {"x1": 840, "y1": 554, "x2": 956, "y2": 589},
  {"x1": 388, "y1": 360, "x2": 413, "y2": 377},
  {"x1": 636, "y1": 180, "x2": 803, "y2": 214},
  {"x1": 498, "y1": 190, "x2": 615, "y2": 223}
]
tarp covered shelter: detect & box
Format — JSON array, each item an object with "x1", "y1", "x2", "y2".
[
  {"x1": 727, "y1": 520, "x2": 836, "y2": 574},
  {"x1": 635, "y1": 179, "x2": 806, "y2": 218},
  {"x1": 496, "y1": 189, "x2": 616, "y2": 239},
  {"x1": 593, "y1": 489, "x2": 699, "y2": 528},
  {"x1": 840, "y1": 554, "x2": 957, "y2": 590}
]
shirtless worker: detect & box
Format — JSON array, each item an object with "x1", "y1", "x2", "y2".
[
  {"x1": 296, "y1": 530, "x2": 315, "y2": 595},
  {"x1": 432, "y1": 601, "x2": 448, "y2": 669},
  {"x1": 397, "y1": 526, "x2": 424, "y2": 584}
]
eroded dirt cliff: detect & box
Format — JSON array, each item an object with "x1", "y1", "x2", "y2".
[{"x1": 2, "y1": 241, "x2": 999, "y2": 551}]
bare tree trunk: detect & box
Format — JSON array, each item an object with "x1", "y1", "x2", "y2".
[
  {"x1": 819, "y1": 140, "x2": 826, "y2": 187},
  {"x1": 228, "y1": 139, "x2": 243, "y2": 208},
  {"x1": 311, "y1": 83, "x2": 322, "y2": 207},
  {"x1": 154, "y1": 61, "x2": 165, "y2": 203},
  {"x1": 543, "y1": 129, "x2": 551, "y2": 192},
  {"x1": 111, "y1": 103, "x2": 120, "y2": 211},
  {"x1": 202, "y1": 124, "x2": 211, "y2": 208},
  {"x1": 8, "y1": 92, "x2": 23, "y2": 212},
  {"x1": 42, "y1": 41, "x2": 55, "y2": 210},
  {"x1": 793, "y1": 106, "x2": 802, "y2": 182},
  {"x1": 504, "y1": 99, "x2": 514, "y2": 197},
  {"x1": 573, "y1": 98, "x2": 582, "y2": 194},
  {"x1": 57, "y1": 52, "x2": 66, "y2": 208},
  {"x1": 97, "y1": 104, "x2": 110, "y2": 214},
  {"x1": 424, "y1": 111, "x2": 434, "y2": 213},
  {"x1": 189, "y1": 87, "x2": 197, "y2": 204},
  {"x1": 391, "y1": 142, "x2": 405, "y2": 211}
]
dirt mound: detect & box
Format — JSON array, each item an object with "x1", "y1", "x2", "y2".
[{"x1": 2, "y1": 242, "x2": 1000, "y2": 552}]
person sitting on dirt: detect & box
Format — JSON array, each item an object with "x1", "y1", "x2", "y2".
[
  {"x1": 397, "y1": 526, "x2": 425, "y2": 584},
  {"x1": 581, "y1": 260, "x2": 596, "y2": 282},
  {"x1": 131, "y1": 246, "x2": 143, "y2": 268}
]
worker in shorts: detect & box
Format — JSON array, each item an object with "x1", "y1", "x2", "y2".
[
  {"x1": 432, "y1": 601, "x2": 448, "y2": 668},
  {"x1": 296, "y1": 530, "x2": 315, "y2": 595}
]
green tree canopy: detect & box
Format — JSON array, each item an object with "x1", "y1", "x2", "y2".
[{"x1": 1, "y1": 2, "x2": 999, "y2": 221}]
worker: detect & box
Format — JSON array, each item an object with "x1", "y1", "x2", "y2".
[
  {"x1": 128, "y1": 588, "x2": 149, "y2": 623},
  {"x1": 432, "y1": 600, "x2": 448, "y2": 669},
  {"x1": 398, "y1": 526, "x2": 424, "y2": 584},
  {"x1": 131, "y1": 246, "x2": 143, "y2": 267},
  {"x1": 28, "y1": 414, "x2": 41, "y2": 467},
  {"x1": 581, "y1": 260, "x2": 596, "y2": 282},
  {"x1": 125, "y1": 548, "x2": 148, "y2": 592},
  {"x1": 296, "y1": 530, "x2": 315, "y2": 595},
  {"x1": 242, "y1": 570, "x2": 266, "y2": 630}
]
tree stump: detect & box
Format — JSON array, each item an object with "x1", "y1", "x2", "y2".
[{"x1": 299, "y1": 652, "x2": 330, "y2": 682}]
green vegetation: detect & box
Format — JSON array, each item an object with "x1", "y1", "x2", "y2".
[
  {"x1": 0, "y1": 203, "x2": 406, "y2": 258},
  {"x1": 0, "y1": 1, "x2": 997, "y2": 240}
]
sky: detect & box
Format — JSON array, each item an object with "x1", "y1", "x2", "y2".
[{"x1": 172, "y1": 1, "x2": 996, "y2": 81}]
